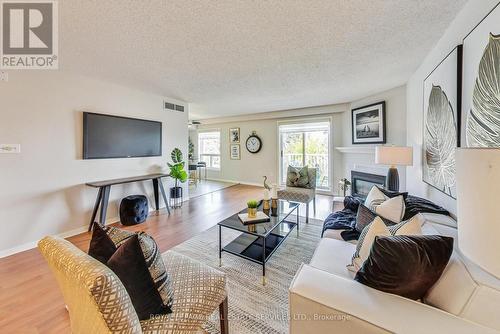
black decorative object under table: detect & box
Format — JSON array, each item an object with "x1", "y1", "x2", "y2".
[
  {"x1": 218, "y1": 199, "x2": 299, "y2": 285},
  {"x1": 119, "y1": 195, "x2": 149, "y2": 226}
]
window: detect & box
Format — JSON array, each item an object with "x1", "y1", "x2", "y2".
[
  {"x1": 279, "y1": 120, "x2": 331, "y2": 191},
  {"x1": 198, "y1": 131, "x2": 221, "y2": 169}
]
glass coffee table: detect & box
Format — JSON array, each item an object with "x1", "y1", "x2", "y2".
[{"x1": 218, "y1": 199, "x2": 299, "y2": 285}]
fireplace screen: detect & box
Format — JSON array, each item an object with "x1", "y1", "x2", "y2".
[{"x1": 351, "y1": 171, "x2": 386, "y2": 198}]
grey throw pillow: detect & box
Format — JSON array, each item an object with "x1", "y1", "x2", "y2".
[{"x1": 286, "y1": 166, "x2": 309, "y2": 187}]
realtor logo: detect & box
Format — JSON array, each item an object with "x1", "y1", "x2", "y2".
[{"x1": 1, "y1": 0, "x2": 58, "y2": 69}]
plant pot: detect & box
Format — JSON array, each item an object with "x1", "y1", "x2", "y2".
[
  {"x1": 248, "y1": 207, "x2": 257, "y2": 218},
  {"x1": 170, "y1": 186, "x2": 183, "y2": 198}
]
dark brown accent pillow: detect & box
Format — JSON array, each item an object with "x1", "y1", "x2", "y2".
[
  {"x1": 88, "y1": 223, "x2": 117, "y2": 264},
  {"x1": 354, "y1": 235, "x2": 453, "y2": 300},
  {"x1": 107, "y1": 234, "x2": 172, "y2": 320},
  {"x1": 355, "y1": 204, "x2": 395, "y2": 232},
  {"x1": 377, "y1": 186, "x2": 408, "y2": 200}
]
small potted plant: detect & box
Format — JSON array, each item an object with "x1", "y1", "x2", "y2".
[
  {"x1": 247, "y1": 200, "x2": 259, "y2": 218},
  {"x1": 168, "y1": 148, "x2": 188, "y2": 205},
  {"x1": 338, "y1": 178, "x2": 351, "y2": 197}
]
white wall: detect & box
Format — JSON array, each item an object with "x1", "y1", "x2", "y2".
[
  {"x1": 406, "y1": 0, "x2": 499, "y2": 215},
  {"x1": 0, "y1": 71, "x2": 188, "y2": 256},
  {"x1": 194, "y1": 107, "x2": 346, "y2": 192},
  {"x1": 192, "y1": 86, "x2": 407, "y2": 193},
  {"x1": 341, "y1": 85, "x2": 408, "y2": 190}
]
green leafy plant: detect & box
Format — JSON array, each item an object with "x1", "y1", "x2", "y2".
[
  {"x1": 338, "y1": 178, "x2": 351, "y2": 197},
  {"x1": 168, "y1": 148, "x2": 188, "y2": 189},
  {"x1": 188, "y1": 137, "x2": 195, "y2": 161},
  {"x1": 247, "y1": 200, "x2": 259, "y2": 209}
]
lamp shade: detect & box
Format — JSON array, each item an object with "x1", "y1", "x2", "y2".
[
  {"x1": 456, "y1": 148, "x2": 500, "y2": 279},
  {"x1": 375, "y1": 146, "x2": 413, "y2": 166}
]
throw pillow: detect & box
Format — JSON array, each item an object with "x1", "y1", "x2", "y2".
[
  {"x1": 88, "y1": 226, "x2": 174, "y2": 320},
  {"x1": 286, "y1": 165, "x2": 309, "y2": 187},
  {"x1": 88, "y1": 223, "x2": 117, "y2": 264},
  {"x1": 388, "y1": 213, "x2": 424, "y2": 235},
  {"x1": 374, "y1": 195, "x2": 406, "y2": 223},
  {"x1": 377, "y1": 186, "x2": 409, "y2": 200},
  {"x1": 107, "y1": 234, "x2": 173, "y2": 320},
  {"x1": 364, "y1": 186, "x2": 388, "y2": 211},
  {"x1": 355, "y1": 204, "x2": 395, "y2": 233},
  {"x1": 349, "y1": 213, "x2": 424, "y2": 272},
  {"x1": 354, "y1": 235, "x2": 454, "y2": 300},
  {"x1": 348, "y1": 217, "x2": 390, "y2": 272}
]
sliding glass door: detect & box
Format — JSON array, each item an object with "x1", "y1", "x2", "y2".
[{"x1": 279, "y1": 120, "x2": 331, "y2": 191}]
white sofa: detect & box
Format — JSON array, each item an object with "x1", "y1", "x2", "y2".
[{"x1": 289, "y1": 213, "x2": 500, "y2": 333}]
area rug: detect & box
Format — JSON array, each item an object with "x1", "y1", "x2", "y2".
[{"x1": 169, "y1": 216, "x2": 323, "y2": 334}]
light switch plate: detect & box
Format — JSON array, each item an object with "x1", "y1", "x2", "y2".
[
  {"x1": 0, "y1": 71, "x2": 8, "y2": 82},
  {"x1": 0, "y1": 144, "x2": 21, "y2": 153}
]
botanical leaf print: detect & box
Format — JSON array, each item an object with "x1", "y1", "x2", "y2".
[
  {"x1": 467, "y1": 33, "x2": 500, "y2": 147},
  {"x1": 424, "y1": 85, "x2": 457, "y2": 195}
]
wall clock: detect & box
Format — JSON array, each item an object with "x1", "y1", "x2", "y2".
[{"x1": 246, "y1": 131, "x2": 262, "y2": 153}]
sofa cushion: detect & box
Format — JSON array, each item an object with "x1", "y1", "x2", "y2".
[
  {"x1": 309, "y1": 238, "x2": 356, "y2": 278},
  {"x1": 424, "y1": 247, "x2": 500, "y2": 331},
  {"x1": 354, "y1": 235, "x2": 454, "y2": 300}
]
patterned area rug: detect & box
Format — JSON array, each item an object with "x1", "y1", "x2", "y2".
[{"x1": 169, "y1": 216, "x2": 323, "y2": 334}]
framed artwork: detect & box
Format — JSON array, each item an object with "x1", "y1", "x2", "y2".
[
  {"x1": 229, "y1": 128, "x2": 240, "y2": 143},
  {"x1": 230, "y1": 144, "x2": 240, "y2": 160},
  {"x1": 422, "y1": 46, "x2": 462, "y2": 199},
  {"x1": 462, "y1": 3, "x2": 500, "y2": 147},
  {"x1": 351, "y1": 101, "x2": 386, "y2": 144}
]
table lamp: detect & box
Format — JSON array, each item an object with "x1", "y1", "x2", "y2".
[
  {"x1": 456, "y1": 148, "x2": 500, "y2": 279},
  {"x1": 375, "y1": 146, "x2": 413, "y2": 191}
]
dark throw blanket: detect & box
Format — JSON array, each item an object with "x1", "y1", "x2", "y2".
[{"x1": 322, "y1": 195, "x2": 450, "y2": 241}]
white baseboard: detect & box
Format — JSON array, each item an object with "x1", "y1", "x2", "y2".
[
  {"x1": 206, "y1": 177, "x2": 263, "y2": 188},
  {"x1": 0, "y1": 215, "x2": 121, "y2": 259}
]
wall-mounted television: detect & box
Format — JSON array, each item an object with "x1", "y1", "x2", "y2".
[{"x1": 83, "y1": 112, "x2": 162, "y2": 159}]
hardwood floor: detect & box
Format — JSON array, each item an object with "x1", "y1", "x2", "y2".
[{"x1": 0, "y1": 184, "x2": 332, "y2": 333}]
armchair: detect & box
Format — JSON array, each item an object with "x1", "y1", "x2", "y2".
[
  {"x1": 38, "y1": 236, "x2": 228, "y2": 334},
  {"x1": 278, "y1": 167, "x2": 317, "y2": 223}
]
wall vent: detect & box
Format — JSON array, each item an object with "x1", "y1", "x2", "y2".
[{"x1": 164, "y1": 101, "x2": 185, "y2": 112}]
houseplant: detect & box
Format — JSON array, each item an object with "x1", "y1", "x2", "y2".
[
  {"x1": 338, "y1": 178, "x2": 351, "y2": 197},
  {"x1": 188, "y1": 137, "x2": 195, "y2": 161},
  {"x1": 247, "y1": 199, "x2": 259, "y2": 218},
  {"x1": 168, "y1": 148, "x2": 188, "y2": 202}
]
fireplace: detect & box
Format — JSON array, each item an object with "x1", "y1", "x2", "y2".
[{"x1": 351, "y1": 171, "x2": 386, "y2": 199}]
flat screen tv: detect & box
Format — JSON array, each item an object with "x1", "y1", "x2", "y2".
[{"x1": 83, "y1": 112, "x2": 162, "y2": 159}]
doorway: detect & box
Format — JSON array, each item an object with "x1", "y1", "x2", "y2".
[{"x1": 278, "y1": 120, "x2": 331, "y2": 192}]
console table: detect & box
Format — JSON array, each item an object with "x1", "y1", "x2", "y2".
[{"x1": 86, "y1": 173, "x2": 171, "y2": 231}]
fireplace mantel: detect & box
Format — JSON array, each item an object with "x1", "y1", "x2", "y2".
[{"x1": 336, "y1": 146, "x2": 375, "y2": 154}]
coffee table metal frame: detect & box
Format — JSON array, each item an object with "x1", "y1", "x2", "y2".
[{"x1": 217, "y1": 200, "x2": 299, "y2": 285}]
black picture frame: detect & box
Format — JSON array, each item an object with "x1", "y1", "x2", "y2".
[
  {"x1": 351, "y1": 101, "x2": 386, "y2": 144},
  {"x1": 421, "y1": 45, "x2": 463, "y2": 199}
]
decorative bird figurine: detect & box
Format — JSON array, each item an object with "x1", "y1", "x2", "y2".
[{"x1": 263, "y1": 176, "x2": 271, "y2": 190}]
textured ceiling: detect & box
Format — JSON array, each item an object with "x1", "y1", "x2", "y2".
[{"x1": 59, "y1": 0, "x2": 467, "y2": 119}]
